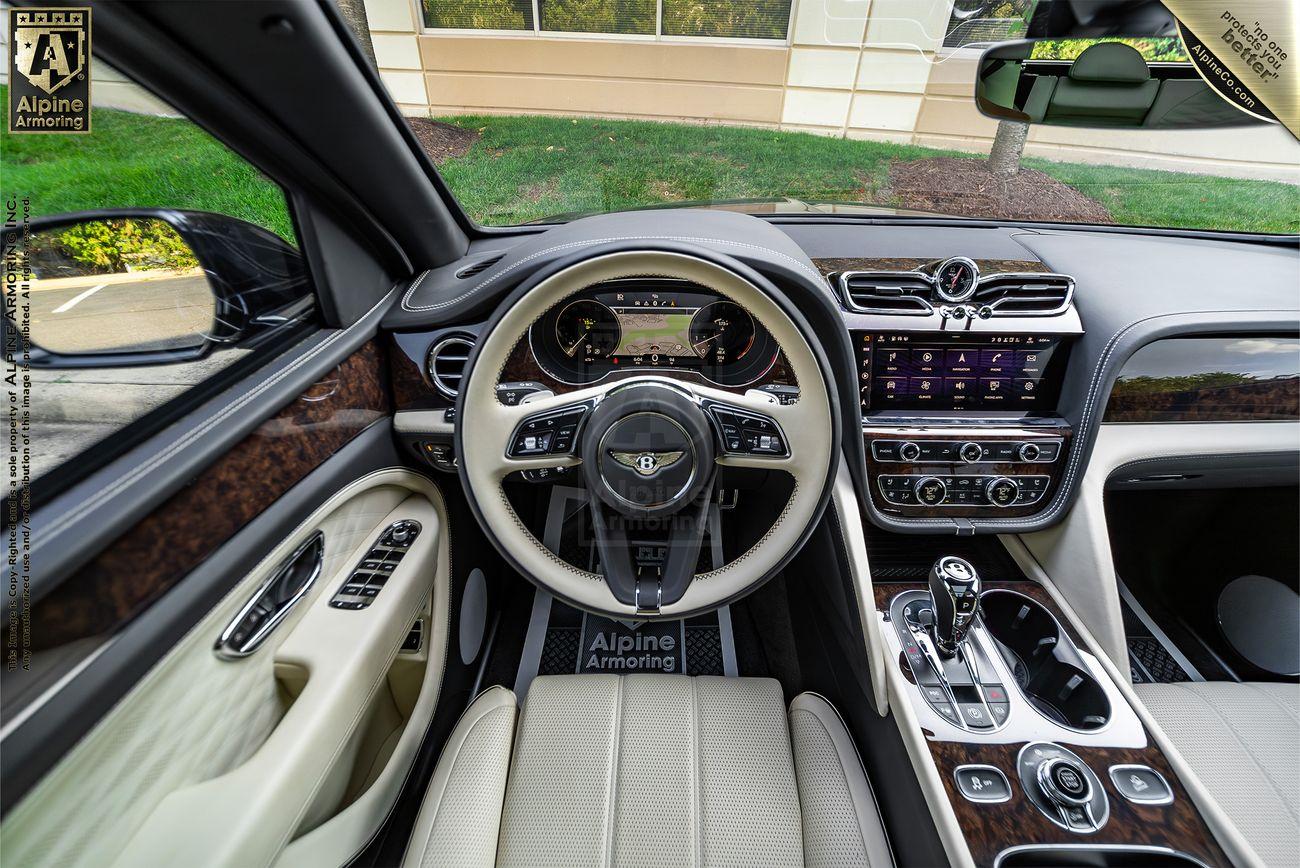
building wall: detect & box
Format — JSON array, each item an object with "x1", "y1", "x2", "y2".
[
  {"x1": 3, "y1": 0, "x2": 1291, "y2": 183},
  {"x1": 370, "y1": 0, "x2": 1299, "y2": 182}
]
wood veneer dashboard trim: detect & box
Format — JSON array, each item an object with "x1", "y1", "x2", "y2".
[{"x1": 874, "y1": 579, "x2": 1229, "y2": 867}]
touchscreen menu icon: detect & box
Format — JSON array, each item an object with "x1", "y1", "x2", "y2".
[{"x1": 862, "y1": 335, "x2": 1058, "y2": 409}]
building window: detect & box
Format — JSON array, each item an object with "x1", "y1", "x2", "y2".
[
  {"x1": 942, "y1": 0, "x2": 1034, "y2": 49},
  {"x1": 424, "y1": 0, "x2": 535, "y2": 31},
  {"x1": 539, "y1": 0, "x2": 656, "y2": 35},
  {"x1": 422, "y1": 0, "x2": 793, "y2": 40},
  {"x1": 661, "y1": 0, "x2": 792, "y2": 39}
]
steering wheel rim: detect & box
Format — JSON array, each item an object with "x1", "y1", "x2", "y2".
[{"x1": 455, "y1": 248, "x2": 838, "y2": 619}]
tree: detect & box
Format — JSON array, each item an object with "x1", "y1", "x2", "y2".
[
  {"x1": 336, "y1": 0, "x2": 378, "y2": 70},
  {"x1": 987, "y1": 119, "x2": 1029, "y2": 177}
]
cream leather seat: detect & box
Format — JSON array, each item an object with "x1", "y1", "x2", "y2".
[
  {"x1": 1135, "y1": 681, "x2": 1300, "y2": 867},
  {"x1": 404, "y1": 674, "x2": 893, "y2": 867}
]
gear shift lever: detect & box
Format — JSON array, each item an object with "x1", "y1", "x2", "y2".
[{"x1": 928, "y1": 556, "x2": 981, "y2": 657}]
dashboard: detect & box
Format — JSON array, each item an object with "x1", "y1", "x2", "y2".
[
  {"x1": 527, "y1": 278, "x2": 780, "y2": 388},
  {"x1": 385, "y1": 210, "x2": 1299, "y2": 535}
]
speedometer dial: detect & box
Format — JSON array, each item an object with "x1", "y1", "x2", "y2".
[
  {"x1": 689, "y1": 301, "x2": 756, "y2": 366},
  {"x1": 555, "y1": 299, "x2": 620, "y2": 359}
]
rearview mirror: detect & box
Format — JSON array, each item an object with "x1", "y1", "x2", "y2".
[
  {"x1": 2, "y1": 209, "x2": 311, "y2": 367},
  {"x1": 976, "y1": 38, "x2": 1266, "y2": 129}
]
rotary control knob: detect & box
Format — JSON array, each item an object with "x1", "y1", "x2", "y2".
[
  {"x1": 985, "y1": 476, "x2": 1019, "y2": 508},
  {"x1": 1019, "y1": 442, "x2": 1042, "y2": 462},
  {"x1": 898, "y1": 441, "x2": 922, "y2": 462},
  {"x1": 1037, "y1": 757, "x2": 1093, "y2": 807},
  {"x1": 914, "y1": 476, "x2": 947, "y2": 506},
  {"x1": 959, "y1": 442, "x2": 983, "y2": 463},
  {"x1": 384, "y1": 520, "x2": 420, "y2": 547}
]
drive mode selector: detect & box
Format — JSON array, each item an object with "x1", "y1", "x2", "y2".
[{"x1": 1018, "y1": 742, "x2": 1109, "y2": 833}]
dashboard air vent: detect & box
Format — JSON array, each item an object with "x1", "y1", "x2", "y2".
[
  {"x1": 427, "y1": 335, "x2": 475, "y2": 397},
  {"x1": 455, "y1": 255, "x2": 503, "y2": 279},
  {"x1": 839, "y1": 272, "x2": 934, "y2": 315},
  {"x1": 973, "y1": 274, "x2": 1073, "y2": 316}
]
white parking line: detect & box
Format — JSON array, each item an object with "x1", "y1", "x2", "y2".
[{"x1": 51, "y1": 283, "x2": 108, "y2": 313}]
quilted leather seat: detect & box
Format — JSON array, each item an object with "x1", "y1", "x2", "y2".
[
  {"x1": 1135, "y1": 681, "x2": 1300, "y2": 867},
  {"x1": 403, "y1": 674, "x2": 893, "y2": 867}
]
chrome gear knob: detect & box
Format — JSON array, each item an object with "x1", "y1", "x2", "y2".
[{"x1": 928, "y1": 555, "x2": 981, "y2": 657}]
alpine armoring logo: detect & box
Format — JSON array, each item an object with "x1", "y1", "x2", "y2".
[{"x1": 8, "y1": 7, "x2": 92, "y2": 134}]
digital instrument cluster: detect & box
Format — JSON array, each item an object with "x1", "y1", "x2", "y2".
[
  {"x1": 529, "y1": 279, "x2": 779, "y2": 386},
  {"x1": 854, "y1": 331, "x2": 1070, "y2": 411}
]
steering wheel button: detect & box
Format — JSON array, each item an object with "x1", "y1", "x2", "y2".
[{"x1": 511, "y1": 431, "x2": 553, "y2": 455}]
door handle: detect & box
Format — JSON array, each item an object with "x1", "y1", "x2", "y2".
[{"x1": 215, "y1": 531, "x2": 325, "y2": 659}]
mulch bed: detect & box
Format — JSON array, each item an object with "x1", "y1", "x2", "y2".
[
  {"x1": 406, "y1": 117, "x2": 481, "y2": 164},
  {"x1": 890, "y1": 157, "x2": 1114, "y2": 224}
]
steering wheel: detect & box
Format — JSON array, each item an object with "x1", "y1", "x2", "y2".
[{"x1": 456, "y1": 250, "x2": 837, "y2": 619}]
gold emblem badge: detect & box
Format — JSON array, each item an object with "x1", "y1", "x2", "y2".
[{"x1": 8, "y1": 8, "x2": 92, "y2": 133}]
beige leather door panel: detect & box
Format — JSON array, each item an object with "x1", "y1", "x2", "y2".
[{"x1": 2, "y1": 469, "x2": 450, "y2": 868}]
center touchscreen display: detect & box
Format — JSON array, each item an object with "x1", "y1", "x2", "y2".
[{"x1": 853, "y1": 332, "x2": 1068, "y2": 411}]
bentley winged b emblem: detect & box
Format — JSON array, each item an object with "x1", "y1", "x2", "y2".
[{"x1": 610, "y1": 450, "x2": 686, "y2": 477}]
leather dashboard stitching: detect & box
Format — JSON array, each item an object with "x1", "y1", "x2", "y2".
[
  {"x1": 35, "y1": 288, "x2": 398, "y2": 547},
  {"x1": 400, "y1": 237, "x2": 827, "y2": 312}
]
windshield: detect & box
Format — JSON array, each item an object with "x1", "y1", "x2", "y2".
[{"x1": 402, "y1": 0, "x2": 1298, "y2": 232}]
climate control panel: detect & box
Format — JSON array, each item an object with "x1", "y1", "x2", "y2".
[{"x1": 864, "y1": 422, "x2": 1070, "y2": 519}]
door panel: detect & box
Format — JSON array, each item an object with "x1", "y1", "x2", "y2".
[
  {"x1": 3, "y1": 470, "x2": 450, "y2": 868},
  {"x1": 27, "y1": 341, "x2": 390, "y2": 650}
]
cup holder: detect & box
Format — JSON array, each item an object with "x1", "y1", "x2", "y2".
[{"x1": 981, "y1": 590, "x2": 1111, "y2": 731}]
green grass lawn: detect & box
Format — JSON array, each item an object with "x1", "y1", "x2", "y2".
[
  {"x1": 3, "y1": 85, "x2": 1296, "y2": 236},
  {"x1": 1, "y1": 86, "x2": 296, "y2": 240}
]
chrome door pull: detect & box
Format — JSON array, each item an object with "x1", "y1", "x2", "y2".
[{"x1": 215, "y1": 531, "x2": 324, "y2": 659}]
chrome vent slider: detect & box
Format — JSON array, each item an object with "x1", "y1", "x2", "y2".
[{"x1": 427, "y1": 334, "x2": 475, "y2": 397}]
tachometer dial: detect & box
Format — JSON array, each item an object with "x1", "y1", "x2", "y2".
[
  {"x1": 935, "y1": 257, "x2": 979, "y2": 303},
  {"x1": 689, "y1": 301, "x2": 756, "y2": 366},
  {"x1": 554, "y1": 299, "x2": 620, "y2": 359}
]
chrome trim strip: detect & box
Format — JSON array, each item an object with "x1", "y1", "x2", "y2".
[{"x1": 993, "y1": 844, "x2": 1210, "y2": 868}]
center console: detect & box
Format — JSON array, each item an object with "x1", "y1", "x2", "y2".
[
  {"x1": 824, "y1": 254, "x2": 1084, "y2": 528},
  {"x1": 867, "y1": 534, "x2": 1228, "y2": 868},
  {"x1": 854, "y1": 329, "x2": 1077, "y2": 521}
]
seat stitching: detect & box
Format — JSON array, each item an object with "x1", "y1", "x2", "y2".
[
  {"x1": 604, "y1": 676, "x2": 624, "y2": 868},
  {"x1": 690, "y1": 677, "x2": 701, "y2": 868},
  {"x1": 1164, "y1": 683, "x2": 1300, "y2": 825}
]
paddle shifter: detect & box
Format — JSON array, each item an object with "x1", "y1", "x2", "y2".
[{"x1": 928, "y1": 555, "x2": 981, "y2": 657}]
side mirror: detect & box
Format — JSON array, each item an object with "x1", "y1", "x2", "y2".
[
  {"x1": 976, "y1": 39, "x2": 1266, "y2": 129},
  {"x1": 2, "y1": 209, "x2": 311, "y2": 367}
]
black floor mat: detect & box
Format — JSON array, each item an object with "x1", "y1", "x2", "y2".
[{"x1": 532, "y1": 602, "x2": 728, "y2": 678}]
